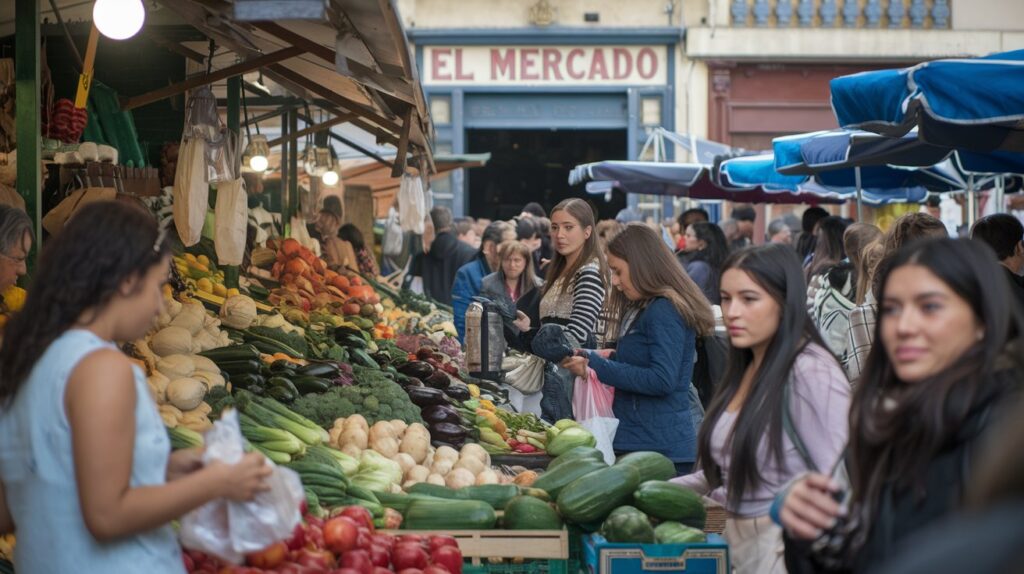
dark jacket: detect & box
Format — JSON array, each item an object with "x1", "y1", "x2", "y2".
[
  {"x1": 783, "y1": 370, "x2": 1020, "y2": 574},
  {"x1": 479, "y1": 272, "x2": 543, "y2": 352},
  {"x1": 683, "y1": 258, "x2": 719, "y2": 305},
  {"x1": 1003, "y1": 267, "x2": 1024, "y2": 311},
  {"x1": 422, "y1": 231, "x2": 477, "y2": 306},
  {"x1": 452, "y1": 254, "x2": 492, "y2": 342},
  {"x1": 586, "y1": 297, "x2": 699, "y2": 463}
]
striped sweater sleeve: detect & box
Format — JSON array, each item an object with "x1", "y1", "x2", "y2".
[{"x1": 566, "y1": 266, "x2": 606, "y2": 345}]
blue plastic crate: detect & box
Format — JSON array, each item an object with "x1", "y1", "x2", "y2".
[{"x1": 582, "y1": 533, "x2": 729, "y2": 574}]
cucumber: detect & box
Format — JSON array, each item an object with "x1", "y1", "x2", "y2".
[
  {"x1": 557, "y1": 465, "x2": 642, "y2": 524},
  {"x1": 199, "y1": 344, "x2": 260, "y2": 362},
  {"x1": 503, "y1": 495, "x2": 563, "y2": 530},
  {"x1": 406, "y1": 483, "x2": 460, "y2": 499},
  {"x1": 373, "y1": 491, "x2": 447, "y2": 514},
  {"x1": 403, "y1": 499, "x2": 497, "y2": 530},
  {"x1": 457, "y1": 484, "x2": 520, "y2": 509},
  {"x1": 654, "y1": 521, "x2": 707, "y2": 544}
]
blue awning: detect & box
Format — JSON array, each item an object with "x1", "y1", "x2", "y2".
[{"x1": 830, "y1": 50, "x2": 1024, "y2": 152}]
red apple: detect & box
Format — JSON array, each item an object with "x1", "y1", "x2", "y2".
[{"x1": 323, "y1": 516, "x2": 360, "y2": 554}]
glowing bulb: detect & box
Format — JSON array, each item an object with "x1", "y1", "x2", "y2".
[
  {"x1": 93, "y1": 0, "x2": 146, "y2": 40},
  {"x1": 321, "y1": 170, "x2": 340, "y2": 186},
  {"x1": 249, "y1": 155, "x2": 269, "y2": 172}
]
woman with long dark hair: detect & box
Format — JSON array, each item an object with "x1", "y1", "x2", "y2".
[
  {"x1": 778, "y1": 238, "x2": 1024, "y2": 573},
  {"x1": 562, "y1": 224, "x2": 714, "y2": 474},
  {"x1": 674, "y1": 244, "x2": 850, "y2": 574},
  {"x1": 0, "y1": 202, "x2": 270, "y2": 572},
  {"x1": 680, "y1": 221, "x2": 729, "y2": 304},
  {"x1": 516, "y1": 198, "x2": 607, "y2": 421},
  {"x1": 805, "y1": 216, "x2": 850, "y2": 306}
]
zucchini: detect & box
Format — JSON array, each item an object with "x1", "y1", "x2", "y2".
[
  {"x1": 350, "y1": 348, "x2": 379, "y2": 368},
  {"x1": 270, "y1": 359, "x2": 298, "y2": 374},
  {"x1": 267, "y1": 376, "x2": 300, "y2": 397},
  {"x1": 456, "y1": 484, "x2": 521, "y2": 509},
  {"x1": 546, "y1": 447, "x2": 607, "y2": 473},
  {"x1": 266, "y1": 385, "x2": 296, "y2": 403},
  {"x1": 403, "y1": 499, "x2": 497, "y2": 530},
  {"x1": 253, "y1": 444, "x2": 292, "y2": 464},
  {"x1": 601, "y1": 506, "x2": 655, "y2": 543},
  {"x1": 557, "y1": 465, "x2": 642, "y2": 524},
  {"x1": 373, "y1": 492, "x2": 447, "y2": 514},
  {"x1": 615, "y1": 451, "x2": 678, "y2": 482},
  {"x1": 406, "y1": 483, "x2": 460, "y2": 499},
  {"x1": 229, "y1": 373, "x2": 265, "y2": 390},
  {"x1": 215, "y1": 359, "x2": 264, "y2": 376},
  {"x1": 292, "y1": 375, "x2": 332, "y2": 394},
  {"x1": 199, "y1": 344, "x2": 260, "y2": 362},
  {"x1": 532, "y1": 458, "x2": 607, "y2": 499},
  {"x1": 346, "y1": 484, "x2": 380, "y2": 503},
  {"x1": 633, "y1": 481, "x2": 707, "y2": 528},
  {"x1": 654, "y1": 521, "x2": 707, "y2": 544},
  {"x1": 244, "y1": 329, "x2": 306, "y2": 358},
  {"x1": 299, "y1": 362, "x2": 342, "y2": 378},
  {"x1": 503, "y1": 495, "x2": 563, "y2": 530}
]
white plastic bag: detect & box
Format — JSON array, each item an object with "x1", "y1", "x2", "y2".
[
  {"x1": 178, "y1": 410, "x2": 304, "y2": 564},
  {"x1": 215, "y1": 177, "x2": 248, "y2": 266},
  {"x1": 573, "y1": 369, "x2": 618, "y2": 465},
  {"x1": 173, "y1": 138, "x2": 209, "y2": 247},
  {"x1": 398, "y1": 175, "x2": 425, "y2": 234}
]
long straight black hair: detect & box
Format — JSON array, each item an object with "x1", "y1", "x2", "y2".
[
  {"x1": 0, "y1": 201, "x2": 170, "y2": 404},
  {"x1": 696, "y1": 244, "x2": 830, "y2": 509},
  {"x1": 849, "y1": 238, "x2": 1024, "y2": 542}
]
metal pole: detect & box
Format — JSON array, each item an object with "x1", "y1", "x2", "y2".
[
  {"x1": 967, "y1": 175, "x2": 976, "y2": 228},
  {"x1": 288, "y1": 110, "x2": 299, "y2": 225},
  {"x1": 996, "y1": 175, "x2": 1005, "y2": 214},
  {"x1": 224, "y1": 75, "x2": 241, "y2": 288},
  {"x1": 280, "y1": 110, "x2": 289, "y2": 236},
  {"x1": 15, "y1": 0, "x2": 40, "y2": 272},
  {"x1": 855, "y1": 166, "x2": 864, "y2": 221}
]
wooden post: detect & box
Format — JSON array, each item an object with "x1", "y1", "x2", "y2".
[
  {"x1": 15, "y1": 0, "x2": 40, "y2": 273},
  {"x1": 287, "y1": 110, "x2": 299, "y2": 225},
  {"x1": 224, "y1": 75, "x2": 241, "y2": 288},
  {"x1": 279, "y1": 109, "x2": 290, "y2": 237}
]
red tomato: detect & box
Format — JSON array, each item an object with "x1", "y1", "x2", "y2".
[
  {"x1": 331, "y1": 569, "x2": 364, "y2": 574},
  {"x1": 397, "y1": 535, "x2": 424, "y2": 547},
  {"x1": 392, "y1": 543, "x2": 429, "y2": 571},
  {"x1": 374, "y1": 568, "x2": 394, "y2": 574},
  {"x1": 370, "y1": 545, "x2": 392, "y2": 568},
  {"x1": 340, "y1": 506, "x2": 376, "y2": 533},
  {"x1": 423, "y1": 566, "x2": 451, "y2": 574},
  {"x1": 341, "y1": 549, "x2": 374, "y2": 574},
  {"x1": 245, "y1": 541, "x2": 288, "y2": 569},
  {"x1": 286, "y1": 523, "x2": 307, "y2": 551},
  {"x1": 372, "y1": 534, "x2": 396, "y2": 551},
  {"x1": 427, "y1": 536, "x2": 458, "y2": 553},
  {"x1": 305, "y1": 515, "x2": 325, "y2": 529},
  {"x1": 397, "y1": 570, "x2": 424, "y2": 574},
  {"x1": 293, "y1": 548, "x2": 337, "y2": 570},
  {"x1": 357, "y1": 527, "x2": 373, "y2": 550},
  {"x1": 430, "y1": 545, "x2": 463, "y2": 574},
  {"x1": 323, "y1": 516, "x2": 360, "y2": 554}
]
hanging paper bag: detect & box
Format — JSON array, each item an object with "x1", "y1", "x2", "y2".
[
  {"x1": 573, "y1": 369, "x2": 618, "y2": 465},
  {"x1": 173, "y1": 137, "x2": 209, "y2": 247},
  {"x1": 42, "y1": 186, "x2": 117, "y2": 236},
  {"x1": 215, "y1": 177, "x2": 248, "y2": 266}
]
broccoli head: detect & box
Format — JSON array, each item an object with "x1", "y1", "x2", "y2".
[{"x1": 364, "y1": 396, "x2": 380, "y2": 412}]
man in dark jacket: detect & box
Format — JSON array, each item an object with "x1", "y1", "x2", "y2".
[
  {"x1": 452, "y1": 221, "x2": 516, "y2": 342},
  {"x1": 971, "y1": 213, "x2": 1024, "y2": 309},
  {"x1": 422, "y1": 207, "x2": 476, "y2": 305}
]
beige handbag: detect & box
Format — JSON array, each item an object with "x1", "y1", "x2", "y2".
[
  {"x1": 42, "y1": 186, "x2": 117, "y2": 236},
  {"x1": 502, "y1": 351, "x2": 546, "y2": 395}
]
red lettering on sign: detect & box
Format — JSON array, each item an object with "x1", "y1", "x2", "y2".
[
  {"x1": 491, "y1": 48, "x2": 516, "y2": 80},
  {"x1": 612, "y1": 48, "x2": 632, "y2": 80},
  {"x1": 431, "y1": 48, "x2": 452, "y2": 81},
  {"x1": 589, "y1": 49, "x2": 609, "y2": 80},
  {"x1": 542, "y1": 48, "x2": 563, "y2": 81},
  {"x1": 454, "y1": 48, "x2": 475, "y2": 80},
  {"x1": 566, "y1": 48, "x2": 586, "y2": 80},
  {"x1": 520, "y1": 48, "x2": 540, "y2": 80},
  {"x1": 637, "y1": 47, "x2": 658, "y2": 80}
]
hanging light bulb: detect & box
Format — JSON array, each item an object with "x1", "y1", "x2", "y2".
[
  {"x1": 321, "y1": 169, "x2": 340, "y2": 186},
  {"x1": 320, "y1": 144, "x2": 339, "y2": 186},
  {"x1": 93, "y1": 0, "x2": 146, "y2": 40},
  {"x1": 243, "y1": 134, "x2": 270, "y2": 173}
]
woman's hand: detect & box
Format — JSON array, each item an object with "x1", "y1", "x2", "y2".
[
  {"x1": 513, "y1": 310, "x2": 531, "y2": 332},
  {"x1": 779, "y1": 473, "x2": 845, "y2": 540},
  {"x1": 166, "y1": 447, "x2": 205, "y2": 482},
  {"x1": 594, "y1": 349, "x2": 614, "y2": 359},
  {"x1": 210, "y1": 452, "x2": 273, "y2": 502},
  {"x1": 560, "y1": 355, "x2": 589, "y2": 377}
]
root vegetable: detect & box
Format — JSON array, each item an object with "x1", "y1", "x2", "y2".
[
  {"x1": 435, "y1": 446, "x2": 459, "y2": 463},
  {"x1": 445, "y1": 468, "x2": 476, "y2": 489},
  {"x1": 334, "y1": 418, "x2": 347, "y2": 430},
  {"x1": 372, "y1": 437, "x2": 399, "y2": 459},
  {"x1": 512, "y1": 470, "x2": 538, "y2": 487},
  {"x1": 394, "y1": 453, "x2": 417, "y2": 475},
  {"x1": 329, "y1": 427, "x2": 344, "y2": 447},
  {"x1": 405, "y1": 465, "x2": 430, "y2": 483},
  {"x1": 341, "y1": 444, "x2": 363, "y2": 458},
  {"x1": 369, "y1": 421, "x2": 398, "y2": 444},
  {"x1": 426, "y1": 473, "x2": 446, "y2": 486},
  {"x1": 460, "y1": 443, "x2": 491, "y2": 466},
  {"x1": 453, "y1": 457, "x2": 485, "y2": 476},
  {"x1": 475, "y1": 469, "x2": 499, "y2": 485},
  {"x1": 340, "y1": 428, "x2": 369, "y2": 450},
  {"x1": 390, "y1": 420, "x2": 408, "y2": 436},
  {"x1": 399, "y1": 433, "x2": 430, "y2": 464},
  {"x1": 430, "y1": 459, "x2": 454, "y2": 477},
  {"x1": 344, "y1": 414, "x2": 369, "y2": 434}
]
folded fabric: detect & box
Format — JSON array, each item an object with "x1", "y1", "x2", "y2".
[
  {"x1": 473, "y1": 295, "x2": 517, "y2": 320},
  {"x1": 531, "y1": 323, "x2": 578, "y2": 364}
]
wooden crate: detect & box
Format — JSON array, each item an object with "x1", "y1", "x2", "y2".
[
  {"x1": 703, "y1": 500, "x2": 727, "y2": 535},
  {"x1": 387, "y1": 530, "x2": 569, "y2": 565}
]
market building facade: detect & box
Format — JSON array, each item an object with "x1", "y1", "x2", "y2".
[{"x1": 400, "y1": 0, "x2": 1024, "y2": 223}]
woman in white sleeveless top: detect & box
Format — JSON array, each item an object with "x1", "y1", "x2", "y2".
[{"x1": 0, "y1": 202, "x2": 270, "y2": 573}]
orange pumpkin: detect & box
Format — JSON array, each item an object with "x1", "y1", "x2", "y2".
[
  {"x1": 330, "y1": 275, "x2": 351, "y2": 290},
  {"x1": 285, "y1": 258, "x2": 308, "y2": 277},
  {"x1": 281, "y1": 238, "x2": 302, "y2": 257}
]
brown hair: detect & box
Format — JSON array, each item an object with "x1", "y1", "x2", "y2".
[
  {"x1": 604, "y1": 224, "x2": 714, "y2": 338},
  {"x1": 869, "y1": 212, "x2": 948, "y2": 297},
  {"x1": 843, "y1": 223, "x2": 882, "y2": 305},
  {"x1": 498, "y1": 240, "x2": 538, "y2": 296},
  {"x1": 543, "y1": 198, "x2": 607, "y2": 296},
  {"x1": 596, "y1": 220, "x2": 624, "y2": 250}
]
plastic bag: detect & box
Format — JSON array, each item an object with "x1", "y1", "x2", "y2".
[
  {"x1": 573, "y1": 369, "x2": 618, "y2": 465},
  {"x1": 178, "y1": 410, "x2": 304, "y2": 564},
  {"x1": 397, "y1": 175, "x2": 425, "y2": 234},
  {"x1": 215, "y1": 177, "x2": 248, "y2": 266}
]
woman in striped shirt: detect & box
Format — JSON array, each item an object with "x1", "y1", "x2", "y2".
[{"x1": 516, "y1": 198, "x2": 607, "y2": 421}]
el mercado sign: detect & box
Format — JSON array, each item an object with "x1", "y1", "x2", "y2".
[{"x1": 423, "y1": 46, "x2": 667, "y2": 86}]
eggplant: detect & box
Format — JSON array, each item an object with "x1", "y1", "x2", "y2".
[
  {"x1": 406, "y1": 386, "x2": 448, "y2": 407},
  {"x1": 429, "y1": 422, "x2": 469, "y2": 445},
  {"x1": 400, "y1": 377, "x2": 425, "y2": 388},
  {"x1": 444, "y1": 384, "x2": 472, "y2": 402},
  {"x1": 424, "y1": 369, "x2": 452, "y2": 390},
  {"x1": 421, "y1": 404, "x2": 462, "y2": 425},
  {"x1": 398, "y1": 360, "x2": 435, "y2": 380}
]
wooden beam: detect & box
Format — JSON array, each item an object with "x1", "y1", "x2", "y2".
[
  {"x1": 121, "y1": 46, "x2": 303, "y2": 111},
  {"x1": 267, "y1": 64, "x2": 401, "y2": 133},
  {"x1": 391, "y1": 107, "x2": 413, "y2": 178},
  {"x1": 147, "y1": 29, "x2": 207, "y2": 63},
  {"x1": 15, "y1": 0, "x2": 40, "y2": 268},
  {"x1": 267, "y1": 113, "x2": 353, "y2": 148}
]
